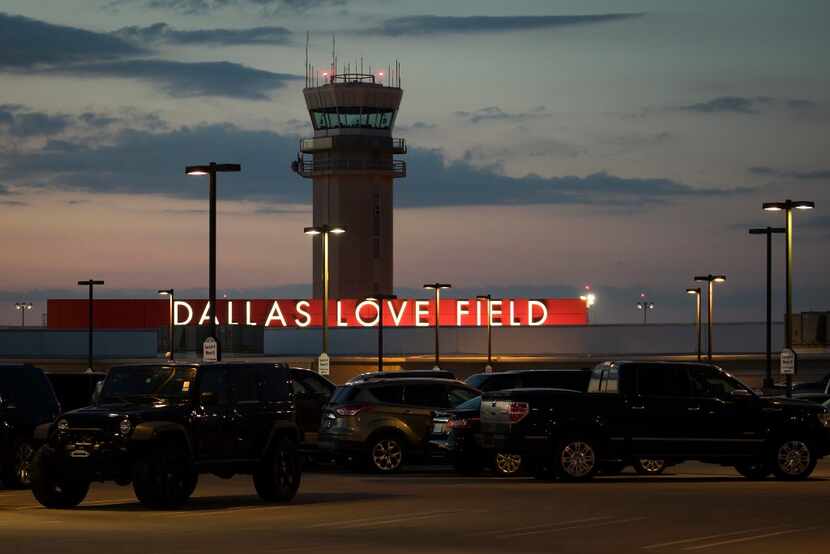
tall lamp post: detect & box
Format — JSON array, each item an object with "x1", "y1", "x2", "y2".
[
  {"x1": 368, "y1": 294, "x2": 397, "y2": 372},
  {"x1": 685, "y1": 288, "x2": 702, "y2": 361},
  {"x1": 185, "y1": 162, "x2": 241, "y2": 362},
  {"x1": 158, "y1": 289, "x2": 175, "y2": 361},
  {"x1": 763, "y1": 199, "x2": 815, "y2": 397},
  {"x1": 14, "y1": 302, "x2": 32, "y2": 327},
  {"x1": 304, "y1": 225, "x2": 346, "y2": 365},
  {"x1": 476, "y1": 294, "x2": 494, "y2": 372},
  {"x1": 636, "y1": 293, "x2": 654, "y2": 324},
  {"x1": 749, "y1": 227, "x2": 786, "y2": 388},
  {"x1": 694, "y1": 274, "x2": 726, "y2": 361},
  {"x1": 424, "y1": 283, "x2": 452, "y2": 370},
  {"x1": 77, "y1": 279, "x2": 105, "y2": 371}
]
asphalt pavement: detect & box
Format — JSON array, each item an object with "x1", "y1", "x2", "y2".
[{"x1": 1, "y1": 461, "x2": 828, "y2": 554}]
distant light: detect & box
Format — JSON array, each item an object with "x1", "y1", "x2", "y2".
[
  {"x1": 686, "y1": 288, "x2": 699, "y2": 295},
  {"x1": 379, "y1": 72, "x2": 384, "y2": 76},
  {"x1": 714, "y1": 276, "x2": 727, "y2": 283},
  {"x1": 580, "y1": 293, "x2": 596, "y2": 308},
  {"x1": 186, "y1": 170, "x2": 208, "y2": 176}
]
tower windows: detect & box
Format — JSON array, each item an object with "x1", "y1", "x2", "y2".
[{"x1": 310, "y1": 107, "x2": 397, "y2": 130}]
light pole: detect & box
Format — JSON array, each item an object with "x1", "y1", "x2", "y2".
[
  {"x1": 749, "y1": 227, "x2": 786, "y2": 388},
  {"x1": 368, "y1": 294, "x2": 397, "y2": 372},
  {"x1": 579, "y1": 285, "x2": 596, "y2": 323},
  {"x1": 304, "y1": 225, "x2": 346, "y2": 363},
  {"x1": 158, "y1": 289, "x2": 175, "y2": 361},
  {"x1": 185, "y1": 162, "x2": 241, "y2": 362},
  {"x1": 636, "y1": 293, "x2": 654, "y2": 324},
  {"x1": 476, "y1": 294, "x2": 494, "y2": 372},
  {"x1": 77, "y1": 279, "x2": 104, "y2": 371},
  {"x1": 694, "y1": 274, "x2": 726, "y2": 361},
  {"x1": 424, "y1": 283, "x2": 451, "y2": 370},
  {"x1": 686, "y1": 288, "x2": 702, "y2": 361},
  {"x1": 763, "y1": 199, "x2": 815, "y2": 397},
  {"x1": 14, "y1": 302, "x2": 32, "y2": 327}
]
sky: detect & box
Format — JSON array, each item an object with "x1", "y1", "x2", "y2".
[{"x1": 1, "y1": 0, "x2": 829, "y2": 325}]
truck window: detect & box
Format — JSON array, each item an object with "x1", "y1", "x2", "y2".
[
  {"x1": 635, "y1": 365, "x2": 691, "y2": 397},
  {"x1": 689, "y1": 366, "x2": 744, "y2": 399}
]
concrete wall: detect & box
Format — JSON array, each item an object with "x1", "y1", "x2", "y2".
[
  {"x1": 0, "y1": 330, "x2": 158, "y2": 358},
  {"x1": 263, "y1": 322, "x2": 785, "y2": 356}
]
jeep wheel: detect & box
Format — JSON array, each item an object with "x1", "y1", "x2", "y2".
[
  {"x1": 771, "y1": 438, "x2": 817, "y2": 481},
  {"x1": 3, "y1": 439, "x2": 35, "y2": 488},
  {"x1": 493, "y1": 453, "x2": 523, "y2": 476},
  {"x1": 368, "y1": 435, "x2": 405, "y2": 473},
  {"x1": 555, "y1": 437, "x2": 599, "y2": 482},
  {"x1": 254, "y1": 438, "x2": 302, "y2": 502},
  {"x1": 30, "y1": 446, "x2": 90, "y2": 508},
  {"x1": 133, "y1": 444, "x2": 196, "y2": 509},
  {"x1": 735, "y1": 461, "x2": 771, "y2": 480},
  {"x1": 633, "y1": 458, "x2": 667, "y2": 476}
]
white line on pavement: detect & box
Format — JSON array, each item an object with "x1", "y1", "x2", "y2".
[
  {"x1": 500, "y1": 516, "x2": 648, "y2": 539},
  {"x1": 311, "y1": 510, "x2": 458, "y2": 529},
  {"x1": 479, "y1": 516, "x2": 613, "y2": 537},
  {"x1": 684, "y1": 527, "x2": 822, "y2": 551},
  {"x1": 643, "y1": 525, "x2": 787, "y2": 549}
]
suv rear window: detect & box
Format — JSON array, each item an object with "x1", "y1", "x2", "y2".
[
  {"x1": 368, "y1": 385, "x2": 405, "y2": 404},
  {"x1": 330, "y1": 385, "x2": 359, "y2": 405}
]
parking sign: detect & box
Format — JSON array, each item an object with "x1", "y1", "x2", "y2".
[{"x1": 780, "y1": 348, "x2": 796, "y2": 375}]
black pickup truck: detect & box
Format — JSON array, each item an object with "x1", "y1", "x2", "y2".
[{"x1": 479, "y1": 361, "x2": 830, "y2": 481}]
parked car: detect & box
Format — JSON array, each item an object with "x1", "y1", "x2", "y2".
[
  {"x1": 792, "y1": 392, "x2": 830, "y2": 405},
  {"x1": 0, "y1": 364, "x2": 61, "y2": 488},
  {"x1": 792, "y1": 373, "x2": 830, "y2": 394},
  {"x1": 45, "y1": 371, "x2": 107, "y2": 413},
  {"x1": 465, "y1": 368, "x2": 591, "y2": 392},
  {"x1": 432, "y1": 369, "x2": 593, "y2": 476},
  {"x1": 319, "y1": 377, "x2": 479, "y2": 473},
  {"x1": 30, "y1": 362, "x2": 303, "y2": 509},
  {"x1": 479, "y1": 361, "x2": 830, "y2": 481},
  {"x1": 347, "y1": 369, "x2": 456, "y2": 384}
]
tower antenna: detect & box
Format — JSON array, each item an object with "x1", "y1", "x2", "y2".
[
  {"x1": 305, "y1": 31, "x2": 309, "y2": 88},
  {"x1": 331, "y1": 34, "x2": 336, "y2": 76}
]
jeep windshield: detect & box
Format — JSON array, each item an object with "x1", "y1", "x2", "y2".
[{"x1": 100, "y1": 365, "x2": 198, "y2": 403}]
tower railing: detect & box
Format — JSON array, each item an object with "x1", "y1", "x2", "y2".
[{"x1": 291, "y1": 157, "x2": 406, "y2": 178}]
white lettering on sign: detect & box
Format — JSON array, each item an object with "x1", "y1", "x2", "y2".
[
  {"x1": 389, "y1": 300, "x2": 408, "y2": 326},
  {"x1": 199, "y1": 303, "x2": 211, "y2": 325},
  {"x1": 245, "y1": 301, "x2": 257, "y2": 326},
  {"x1": 456, "y1": 300, "x2": 470, "y2": 327},
  {"x1": 174, "y1": 301, "x2": 193, "y2": 326},
  {"x1": 227, "y1": 302, "x2": 239, "y2": 325},
  {"x1": 295, "y1": 300, "x2": 311, "y2": 328},
  {"x1": 528, "y1": 300, "x2": 548, "y2": 326},
  {"x1": 476, "y1": 299, "x2": 483, "y2": 327},
  {"x1": 509, "y1": 300, "x2": 521, "y2": 327},
  {"x1": 265, "y1": 301, "x2": 287, "y2": 327},
  {"x1": 355, "y1": 300, "x2": 380, "y2": 327},
  {"x1": 336, "y1": 301, "x2": 349, "y2": 327},
  {"x1": 490, "y1": 300, "x2": 503, "y2": 327},
  {"x1": 415, "y1": 300, "x2": 430, "y2": 327}
]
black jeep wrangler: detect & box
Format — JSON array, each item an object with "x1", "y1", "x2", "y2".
[{"x1": 30, "y1": 362, "x2": 303, "y2": 509}]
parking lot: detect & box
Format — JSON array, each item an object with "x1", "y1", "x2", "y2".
[{"x1": 2, "y1": 461, "x2": 829, "y2": 554}]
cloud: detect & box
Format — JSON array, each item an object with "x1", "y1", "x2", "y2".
[
  {"x1": 678, "y1": 96, "x2": 817, "y2": 115},
  {"x1": 0, "y1": 119, "x2": 753, "y2": 209},
  {"x1": 41, "y1": 60, "x2": 301, "y2": 100},
  {"x1": 749, "y1": 166, "x2": 830, "y2": 180},
  {"x1": 371, "y1": 13, "x2": 643, "y2": 36},
  {"x1": 109, "y1": 0, "x2": 344, "y2": 14},
  {"x1": 454, "y1": 106, "x2": 551, "y2": 125},
  {"x1": 113, "y1": 22, "x2": 293, "y2": 46},
  {"x1": 0, "y1": 12, "x2": 144, "y2": 69},
  {"x1": 0, "y1": 200, "x2": 28, "y2": 207},
  {"x1": 0, "y1": 104, "x2": 72, "y2": 138}
]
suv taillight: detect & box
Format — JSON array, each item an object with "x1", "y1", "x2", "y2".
[
  {"x1": 448, "y1": 416, "x2": 479, "y2": 430},
  {"x1": 335, "y1": 404, "x2": 373, "y2": 417},
  {"x1": 509, "y1": 402, "x2": 529, "y2": 423}
]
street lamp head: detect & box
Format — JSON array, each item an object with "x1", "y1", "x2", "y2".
[
  {"x1": 580, "y1": 293, "x2": 596, "y2": 307},
  {"x1": 476, "y1": 294, "x2": 492, "y2": 301},
  {"x1": 329, "y1": 226, "x2": 346, "y2": 235},
  {"x1": 185, "y1": 163, "x2": 241, "y2": 176},
  {"x1": 762, "y1": 203, "x2": 784, "y2": 212},
  {"x1": 713, "y1": 275, "x2": 727, "y2": 283},
  {"x1": 686, "y1": 287, "x2": 701, "y2": 295},
  {"x1": 303, "y1": 226, "x2": 322, "y2": 236},
  {"x1": 794, "y1": 201, "x2": 815, "y2": 210},
  {"x1": 158, "y1": 289, "x2": 174, "y2": 296},
  {"x1": 185, "y1": 167, "x2": 209, "y2": 176},
  {"x1": 424, "y1": 283, "x2": 452, "y2": 291}
]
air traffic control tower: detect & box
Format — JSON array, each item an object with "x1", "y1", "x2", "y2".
[{"x1": 292, "y1": 66, "x2": 406, "y2": 299}]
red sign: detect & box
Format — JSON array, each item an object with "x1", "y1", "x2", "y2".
[{"x1": 47, "y1": 298, "x2": 587, "y2": 329}]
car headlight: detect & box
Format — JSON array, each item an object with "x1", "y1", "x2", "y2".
[
  {"x1": 56, "y1": 419, "x2": 69, "y2": 432},
  {"x1": 818, "y1": 412, "x2": 830, "y2": 428},
  {"x1": 119, "y1": 418, "x2": 132, "y2": 436}
]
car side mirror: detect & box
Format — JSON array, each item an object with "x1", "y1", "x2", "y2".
[
  {"x1": 200, "y1": 391, "x2": 218, "y2": 406},
  {"x1": 731, "y1": 389, "x2": 753, "y2": 399},
  {"x1": 92, "y1": 382, "x2": 103, "y2": 403}
]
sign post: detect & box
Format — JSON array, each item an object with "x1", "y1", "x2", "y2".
[
  {"x1": 780, "y1": 347, "x2": 797, "y2": 398},
  {"x1": 202, "y1": 337, "x2": 218, "y2": 362},
  {"x1": 318, "y1": 353, "x2": 330, "y2": 376}
]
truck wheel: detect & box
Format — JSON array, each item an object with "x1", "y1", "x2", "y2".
[
  {"x1": 3, "y1": 439, "x2": 35, "y2": 488},
  {"x1": 633, "y1": 459, "x2": 667, "y2": 476},
  {"x1": 133, "y1": 443, "x2": 196, "y2": 509},
  {"x1": 735, "y1": 461, "x2": 771, "y2": 480},
  {"x1": 367, "y1": 434, "x2": 406, "y2": 473},
  {"x1": 555, "y1": 437, "x2": 599, "y2": 482},
  {"x1": 770, "y1": 438, "x2": 817, "y2": 481},
  {"x1": 493, "y1": 453, "x2": 523, "y2": 476},
  {"x1": 30, "y1": 446, "x2": 90, "y2": 508},
  {"x1": 254, "y1": 438, "x2": 302, "y2": 502}
]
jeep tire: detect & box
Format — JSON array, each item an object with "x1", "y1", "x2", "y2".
[
  {"x1": 254, "y1": 437, "x2": 302, "y2": 502},
  {"x1": 30, "y1": 446, "x2": 90, "y2": 508},
  {"x1": 3, "y1": 439, "x2": 35, "y2": 489},
  {"x1": 133, "y1": 443, "x2": 197, "y2": 509}
]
